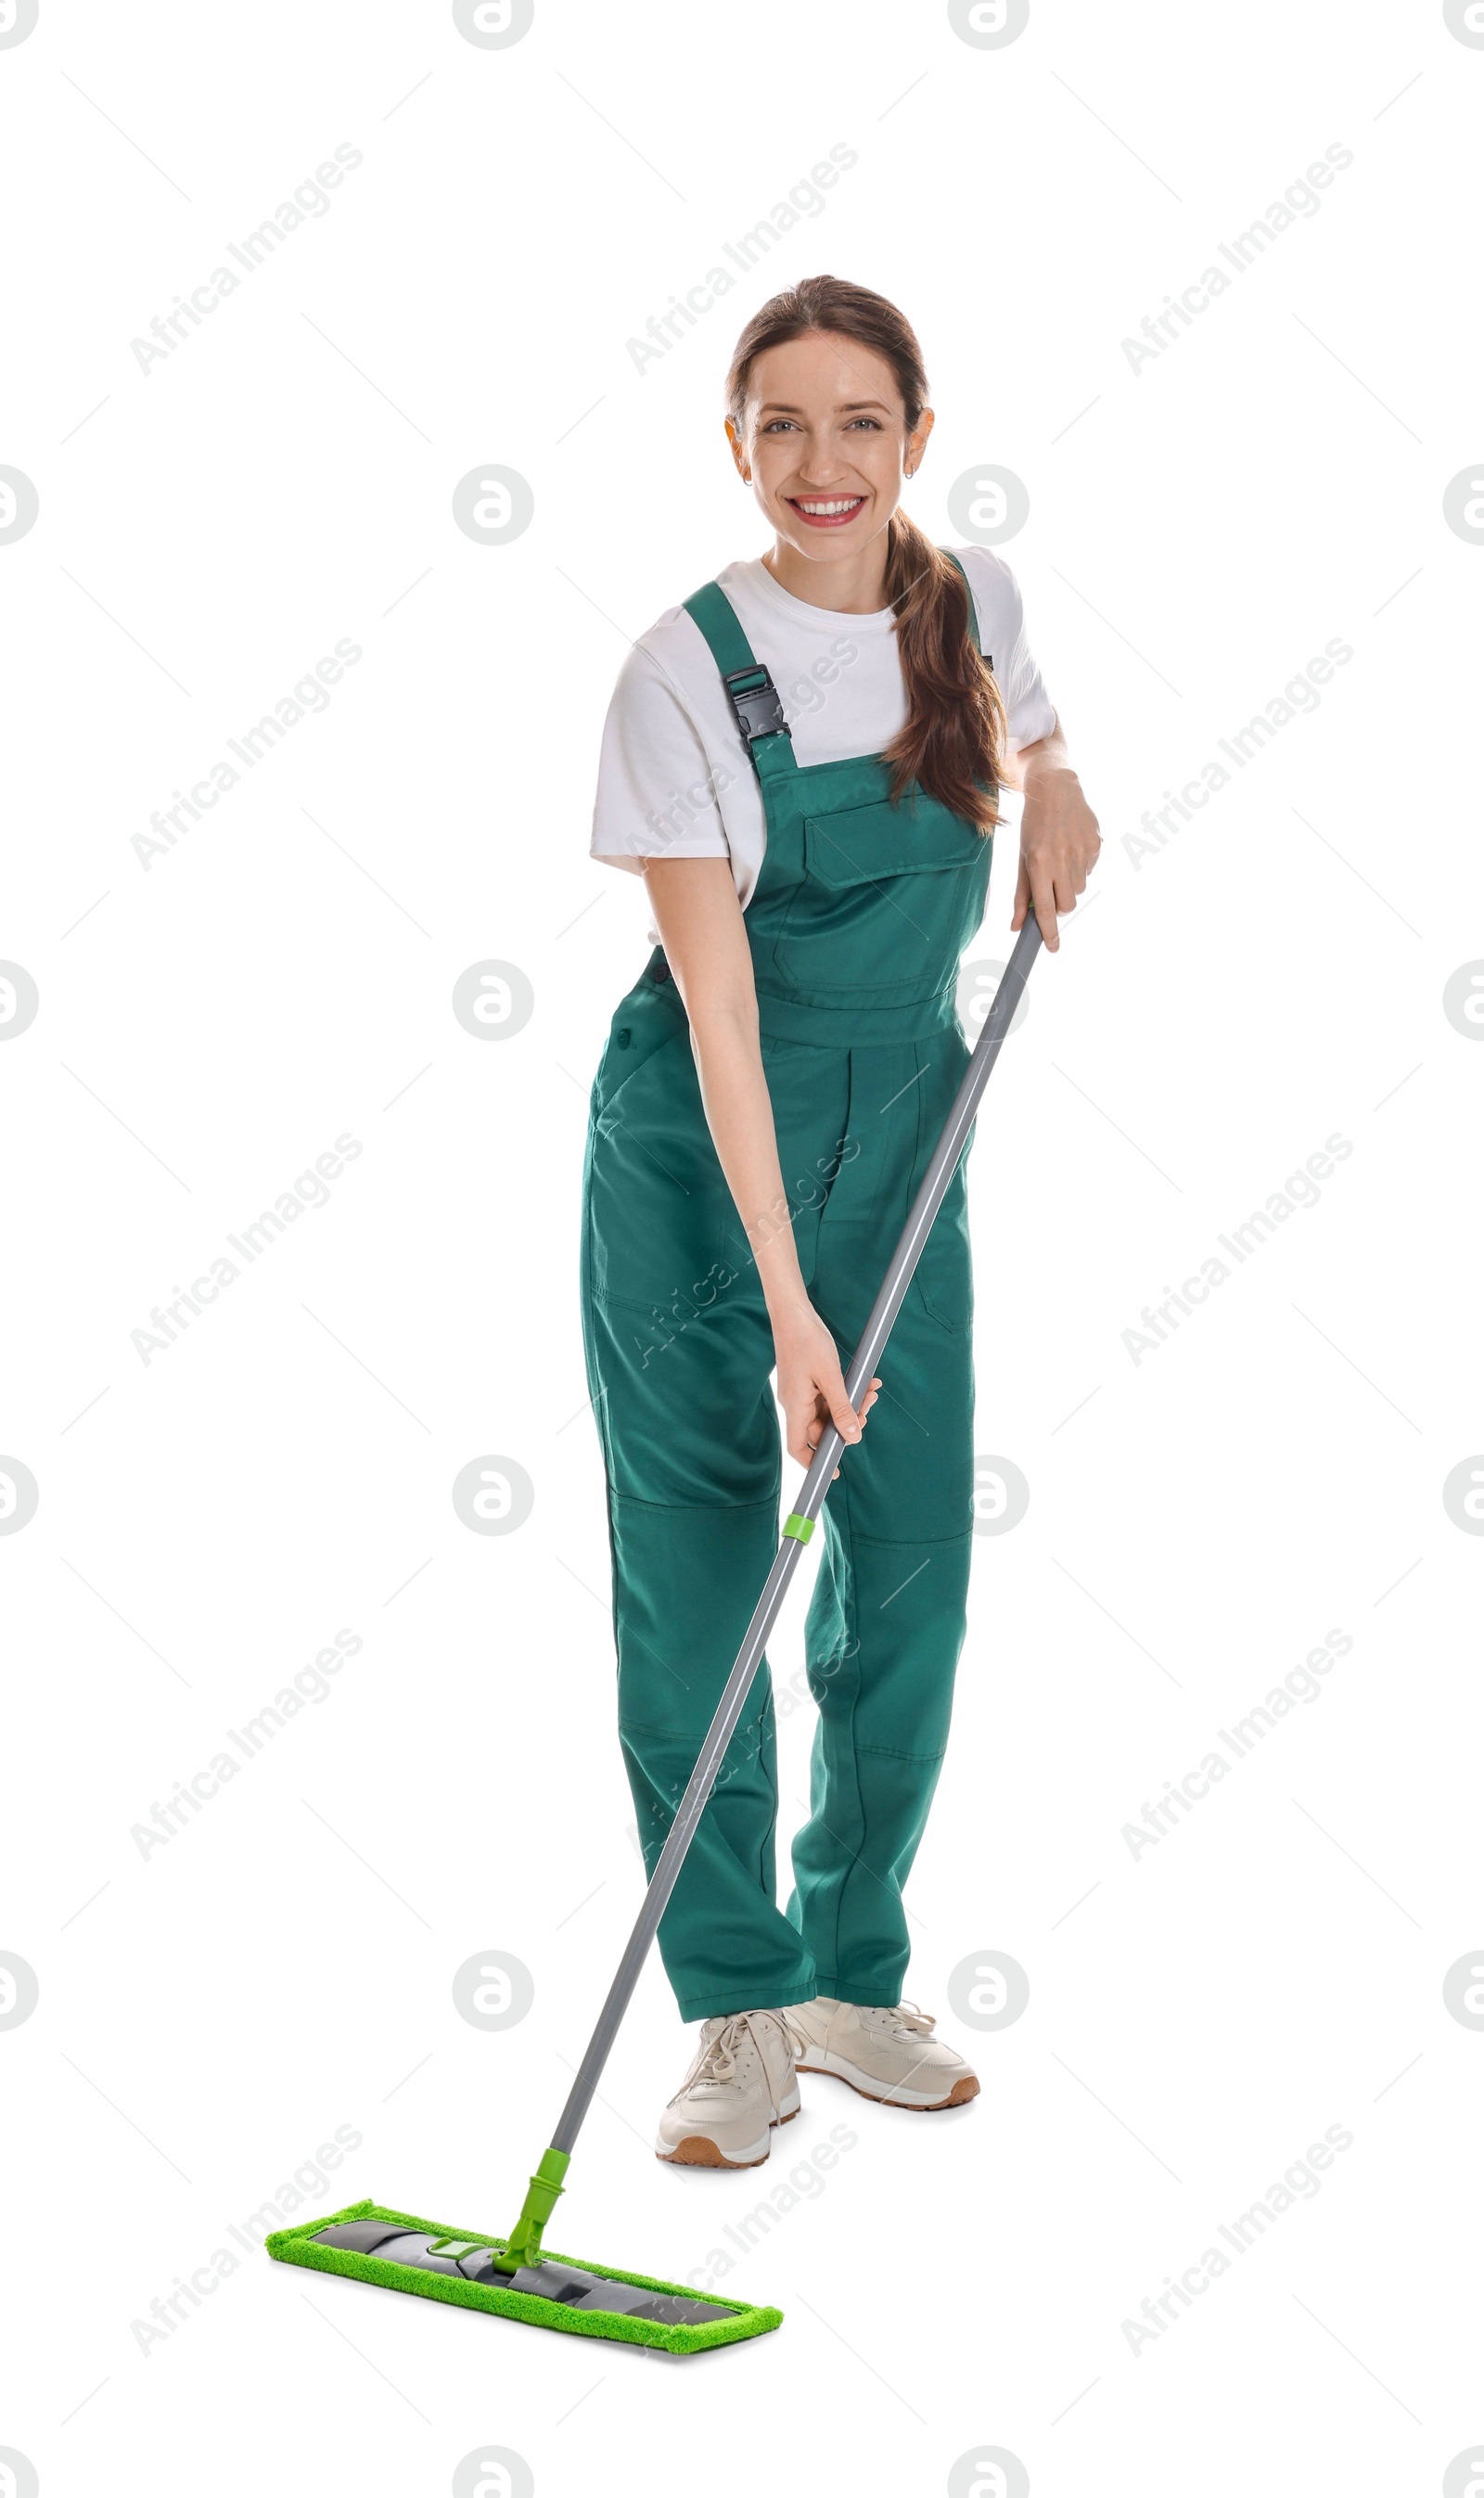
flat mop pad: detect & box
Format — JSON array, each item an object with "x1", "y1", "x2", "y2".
[{"x1": 267, "y1": 2198, "x2": 780, "y2": 2355}]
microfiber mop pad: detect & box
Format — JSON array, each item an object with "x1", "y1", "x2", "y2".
[{"x1": 267, "y1": 2198, "x2": 780, "y2": 2355}]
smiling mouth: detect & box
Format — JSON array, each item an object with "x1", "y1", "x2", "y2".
[{"x1": 787, "y1": 495, "x2": 864, "y2": 528}]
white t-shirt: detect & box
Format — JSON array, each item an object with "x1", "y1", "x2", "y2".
[{"x1": 589, "y1": 545, "x2": 1056, "y2": 909}]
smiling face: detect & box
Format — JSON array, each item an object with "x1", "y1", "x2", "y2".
[{"x1": 727, "y1": 329, "x2": 933, "y2": 604}]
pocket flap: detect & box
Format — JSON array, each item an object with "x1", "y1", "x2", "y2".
[{"x1": 802, "y1": 794, "x2": 989, "y2": 889}]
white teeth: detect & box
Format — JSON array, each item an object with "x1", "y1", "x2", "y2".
[{"x1": 798, "y1": 498, "x2": 861, "y2": 515}]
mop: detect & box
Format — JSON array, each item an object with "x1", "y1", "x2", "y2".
[{"x1": 267, "y1": 911, "x2": 1043, "y2": 2354}]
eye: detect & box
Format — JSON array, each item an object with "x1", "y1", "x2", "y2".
[
  {"x1": 844, "y1": 417, "x2": 883, "y2": 431},
  {"x1": 761, "y1": 418, "x2": 800, "y2": 433}
]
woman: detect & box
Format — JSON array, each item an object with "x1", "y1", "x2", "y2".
[{"x1": 583, "y1": 275, "x2": 1099, "y2": 2168}]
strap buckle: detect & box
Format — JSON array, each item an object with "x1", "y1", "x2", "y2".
[{"x1": 723, "y1": 662, "x2": 791, "y2": 747}]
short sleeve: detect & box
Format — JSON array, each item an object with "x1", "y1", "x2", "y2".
[{"x1": 590, "y1": 643, "x2": 734, "y2": 875}]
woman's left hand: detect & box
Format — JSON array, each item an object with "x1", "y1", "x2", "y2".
[{"x1": 1011, "y1": 730, "x2": 1101, "y2": 953}]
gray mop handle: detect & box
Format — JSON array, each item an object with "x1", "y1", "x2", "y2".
[{"x1": 550, "y1": 915, "x2": 1043, "y2": 2156}]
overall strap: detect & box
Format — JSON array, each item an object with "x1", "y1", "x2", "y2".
[{"x1": 682, "y1": 580, "x2": 798, "y2": 783}]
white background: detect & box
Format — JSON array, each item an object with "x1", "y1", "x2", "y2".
[{"x1": 3, "y1": 2, "x2": 1482, "y2": 2492}]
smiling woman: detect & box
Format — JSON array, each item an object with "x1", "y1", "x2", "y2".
[
  {"x1": 581, "y1": 274, "x2": 1101, "y2": 2174},
  {"x1": 723, "y1": 277, "x2": 1007, "y2": 831}
]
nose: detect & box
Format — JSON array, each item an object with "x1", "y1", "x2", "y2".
[{"x1": 794, "y1": 444, "x2": 851, "y2": 487}]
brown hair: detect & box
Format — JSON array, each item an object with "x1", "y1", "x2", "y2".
[{"x1": 723, "y1": 274, "x2": 1005, "y2": 830}]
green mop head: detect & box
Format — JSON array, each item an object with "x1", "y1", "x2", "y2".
[{"x1": 266, "y1": 2198, "x2": 781, "y2": 2356}]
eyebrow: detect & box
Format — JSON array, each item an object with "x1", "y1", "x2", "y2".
[{"x1": 757, "y1": 399, "x2": 892, "y2": 416}]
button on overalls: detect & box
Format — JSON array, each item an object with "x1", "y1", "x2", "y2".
[{"x1": 581, "y1": 563, "x2": 994, "y2": 2021}]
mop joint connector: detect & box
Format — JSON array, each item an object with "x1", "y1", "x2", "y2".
[{"x1": 491, "y1": 2145, "x2": 570, "y2": 2273}]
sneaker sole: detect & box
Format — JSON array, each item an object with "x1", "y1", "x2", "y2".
[
  {"x1": 796, "y1": 2056, "x2": 979, "y2": 2111},
  {"x1": 656, "y1": 2105, "x2": 800, "y2": 2169}
]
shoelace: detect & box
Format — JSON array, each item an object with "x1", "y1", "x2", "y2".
[
  {"x1": 870, "y1": 2000, "x2": 938, "y2": 2041},
  {"x1": 680, "y1": 2008, "x2": 807, "y2": 2119}
]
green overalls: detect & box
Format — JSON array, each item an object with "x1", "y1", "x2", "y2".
[{"x1": 581, "y1": 564, "x2": 994, "y2": 2021}]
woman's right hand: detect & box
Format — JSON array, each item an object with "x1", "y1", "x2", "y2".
[{"x1": 771, "y1": 1296, "x2": 881, "y2": 1475}]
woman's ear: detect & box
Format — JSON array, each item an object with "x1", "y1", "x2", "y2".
[
  {"x1": 725, "y1": 416, "x2": 751, "y2": 484},
  {"x1": 905, "y1": 406, "x2": 936, "y2": 478}
]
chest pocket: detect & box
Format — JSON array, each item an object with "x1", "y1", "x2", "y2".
[{"x1": 771, "y1": 791, "x2": 991, "y2": 1005}]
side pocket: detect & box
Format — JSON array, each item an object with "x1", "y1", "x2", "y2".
[
  {"x1": 593, "y1": 1016, "x2": 683, "y2": 1128},
  {"x1": 911, "y1": 1170, "x2": 974, "y2": 1333},
  {"x1": 910, "y1": 1044, "x2": 975, "y2": 1331},
  {"x1": 915, "y1": 1271, "x2": 974, "y2": 1335}
]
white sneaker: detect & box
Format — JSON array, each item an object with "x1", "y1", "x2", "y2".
[
  {"x1": 788, "y1": 1996, "x2": 979, "y2": 2109},
  {"x1": 655, "y1": 2008, "x2": 804, "y2": 2169}
]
